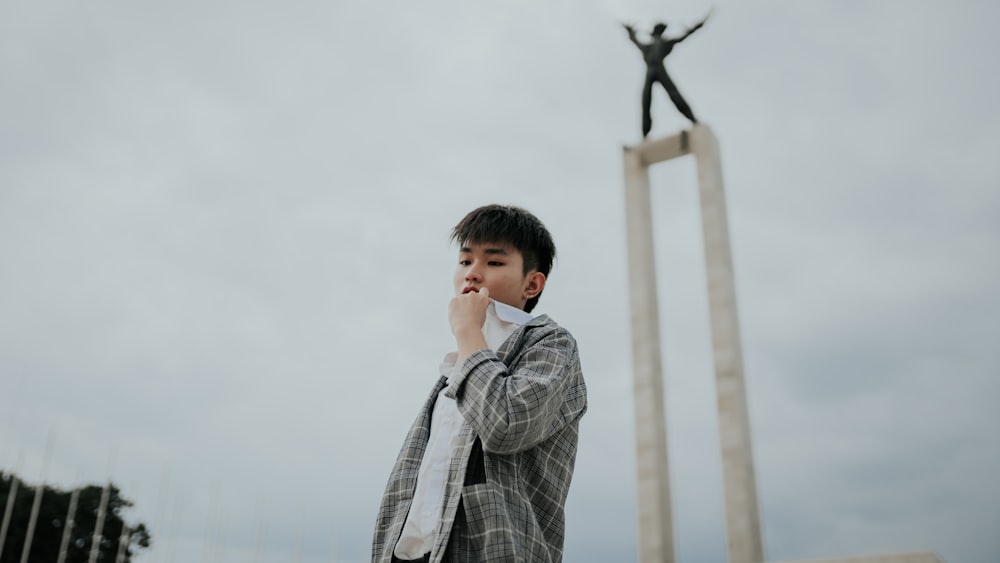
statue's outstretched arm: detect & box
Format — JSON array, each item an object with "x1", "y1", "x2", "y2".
[
  {"x1": 676, "y1": 10, "x2": 711, "y2": 43},
  {"x1": 622, "y1": 22, "x2": 645, "y2": 50},
  {"x1": 676, "y1": 21, "x2": 704, "y2": 42}
]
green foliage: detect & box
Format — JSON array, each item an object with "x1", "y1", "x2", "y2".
[{"x1": 0, "y1": 471, "x2": 151, "y2": 563}]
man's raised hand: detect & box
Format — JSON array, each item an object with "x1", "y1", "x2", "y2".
[{"x1": 449, "y1": 287, "x2": 490, "y2": 337}]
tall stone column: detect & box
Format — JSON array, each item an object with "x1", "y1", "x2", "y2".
[
  {"x1": 623, "y1": 142, "x2": 676, "y2": 563},
  {"x1": 623, "y1": 125, "x2": 764, "y2": 563},
  {"x1": 691, "y1": 126, "x2": 765, "y2": 563}
]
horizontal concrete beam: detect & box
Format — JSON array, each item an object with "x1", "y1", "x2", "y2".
[
  {"x1": 624, "y1": 129, "x2": 691, "y2": 166},
  {"x1": 775, "y1": 551, "x2": 945, "y2": 563}
]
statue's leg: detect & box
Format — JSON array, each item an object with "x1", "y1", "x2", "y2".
[
  {"x1": 642, "y1": 78, "x2": 654, "y2": 137},
  {"x1": 661, "y1": 71, "x2": 698, "y2": 124}
]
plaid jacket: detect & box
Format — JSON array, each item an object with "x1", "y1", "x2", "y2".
[{"x1": 372, "y1": 314, "x2": 587, "y2": 562}]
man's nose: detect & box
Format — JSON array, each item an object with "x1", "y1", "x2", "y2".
[{"x1": 465, "y1": 265, "x2": 483, "y2": 282}]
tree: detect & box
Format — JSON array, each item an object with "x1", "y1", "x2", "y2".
[{"x1": 0, "y1": 471, "x2": 151, "y2": 563}]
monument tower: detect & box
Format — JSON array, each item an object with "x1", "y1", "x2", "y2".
[
  {"x1": 621, "y1": 16, "x2": 764, "y2": 563},
  {"x1": 621, "y1": 18, "x2": 944, "y2": 563}
]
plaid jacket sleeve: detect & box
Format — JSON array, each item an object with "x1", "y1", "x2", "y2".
[{"x1": 444, "y1": 317, "x2": 587, "y2": 455}]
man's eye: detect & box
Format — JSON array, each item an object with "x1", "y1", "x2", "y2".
[
  {"x1": 459, "y1": 260, "x2": 471, "y2": 266},
  {"x1": 488, "y1": 261, "x2": 504, "y2": 266}
]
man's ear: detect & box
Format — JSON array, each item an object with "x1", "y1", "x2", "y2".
[{"x1": 524, "y1": 271, "x2": 547, "y2": 300}]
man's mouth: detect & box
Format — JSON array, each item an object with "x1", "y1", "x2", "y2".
[{"x1": 462, "y1": 286, "x2": 479, "y2": 294}]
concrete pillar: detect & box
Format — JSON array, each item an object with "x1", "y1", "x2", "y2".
[
  {"x1": 623, "y1": 143, "x2": 677, "y2": 563},
  {"x1": 691, "y1": 125, "x2": 765, "y2": 563},
  {"x1": 624, "y1": 143, "x2": 675, "y2": 563}
]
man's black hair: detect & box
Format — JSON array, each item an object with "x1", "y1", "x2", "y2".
[{"x1": 451, "y1": 204, "x2": 556, "y2": 313}]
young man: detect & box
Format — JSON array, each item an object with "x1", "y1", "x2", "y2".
[{"x1": 372, "y1": 205, "x2": 588, "y2": 562}]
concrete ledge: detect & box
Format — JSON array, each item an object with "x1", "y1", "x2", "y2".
[
  {"x1": 623, "y1": 128, "x2": 692, "y2": 166},
  {"x1": 775, "y1": 551, "x2": 945, "y2": 563}
]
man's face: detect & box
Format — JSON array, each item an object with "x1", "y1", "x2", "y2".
[{"x1": 454, "y1": 242, "x2": 534, "y2": 310}]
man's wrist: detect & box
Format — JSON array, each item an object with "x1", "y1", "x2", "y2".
[{"x1": 455, "y1": 326, "x2": 488, "y2": 359}]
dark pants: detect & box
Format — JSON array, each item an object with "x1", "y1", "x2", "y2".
[{"x1": 642, "y1": 66, "x2": 697, "y2": 136}]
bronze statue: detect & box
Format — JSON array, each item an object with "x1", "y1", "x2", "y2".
[{"x1": 623, "y1": 13, "x2": 710, "y2": 137}]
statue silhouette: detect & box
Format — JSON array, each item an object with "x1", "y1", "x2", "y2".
[{"x1": 624, "y1": 15, "x2": 709, "y2": 137}]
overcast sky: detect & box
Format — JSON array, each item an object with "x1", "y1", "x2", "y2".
[{"x1": 1, "y1": 0, "x2": 998, "y2": 562}]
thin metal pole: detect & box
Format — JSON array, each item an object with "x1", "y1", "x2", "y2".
[
  {"x1": 19, "y1": 483, "x2": 44, "y2": 563},
  {"x1": 88, "y1": 482, "x2": 112, "y2": 563},
  {"x1": 57, "y1": 486, "x2": 81, "y2": 563},
  {"x1": 0, "y1": 478, "x2": 18, "y2": 559},
  {"x1": 114, "y1": 523, "x2": 130, "y2": 563},
  {"x1": 19, "y1": 434, "x2": 53, "y2": 563},
  {"x1": 0, "y1": 453, "x2": 25, "y2": 559}
]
